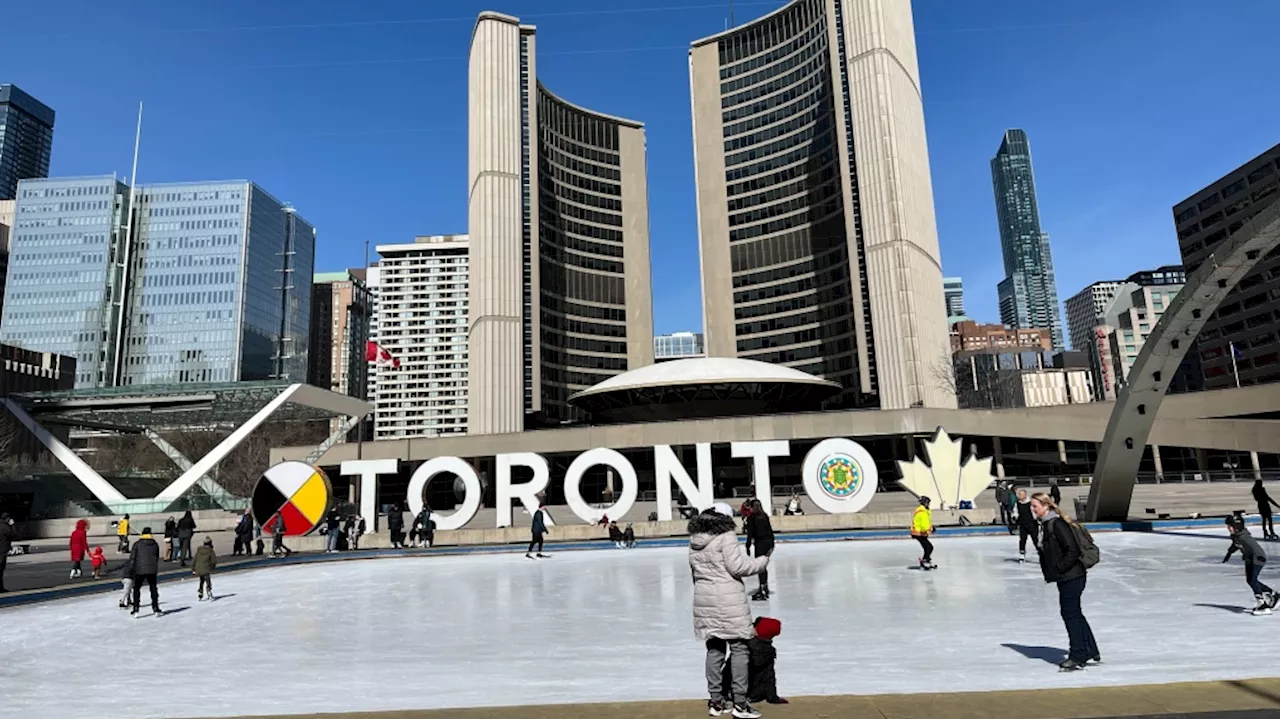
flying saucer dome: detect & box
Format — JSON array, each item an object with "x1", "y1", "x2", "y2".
[{"x1": 567, "y1": 357, "x2": 842, "y2": 423}]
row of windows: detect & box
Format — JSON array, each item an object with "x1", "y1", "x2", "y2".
[
  {"x1": 730, "y1": 194, "x2": 841, "y2": 242},
  {"x1": 721, "y1": 45, "x2": 827, "y2": 110},
  {"x1": 540, "y1": 329, "x2": 626, "y2": 355},
  {"x1": 728, "y1": 163, "x2": 838, "y2": 215},
  {"x1": 739, "y1": 328, "x2": 853, "y2": 358},
  {"x1": 541, "y1": 347, "x2": 628, "y2": 371},
  {"x1": 539, "y1": 212, "x2": 624, "y2": 243},
  {"x1": 540, "y1": 163, "x2": 621, "y2": 198},
  {"x1": 730, "y1": 219, "x2": 847, "y2": 274},
  {"x1": 734, "y1": 284, "x2": 850, "y2": 320},
  {"x1": 540, "y1": 264, "x2": 627, "y2": 305},
  {"x1": 140, "y1": 271, "x2": 238, "y2": 289},
  {"x1": 542, "y1": 227, "x2": 624, "y2": 258},
  {"x1": 19, "y1": 200, "x2": 112, "y2": 213},
  {"x1": 541, "y1": 365, "x2": 616, "y2": 388},
  {"x1": 139, "y1": 289, "x2": 237, "y2": 307},
  {"x1": 146, "y1": 204, "x2": 242, "y2": 218},
  {"x1": 17, "y1": 183, "x2": 112, "y2": 198},
  {"x1": 717, "y1": 0, "x2": 824, "y2": 71},
  {"x1": 732, "y1": 255, "x2": 850, "y2": 301},
  {"x1": 541, "y1": 125, "x2": 620, "y2": 167},
  {"x1": 539, "y1": 175, "x2": 622, "y2": 213},
  {"x1": 140, "y1": 189, "x2": 244, "y2": 203},
  {"x1": 736, "y1": 302, "x2": 851, "y2": 336},
  {"x1": 726, "y1": 131, "x2": 834, "y2": 183},
  {"x1": 541, "y1": 243, "x2": 625, "y2": 274},
  {"x1": 16, "y1": 215, "x2": 111, "y2": 228},
  {"x1": 724, "y1": 113, "x2": 828, "y2": 168},
  {"x1": 723, "y1": 81, "x2": 828, "y2": 140},
  {"x1": 540, "y1": 143, "x2": 621, "y2": 182},
  {"x1": 541, "y1": 312, "x2": 627, "y2": 339},
  {"x1": 722, "y1": 65, "x2": 829, "y2": 124},
  {"x1": 719, "y1": 21, "x2": 826, "y2": 95},
  {"x1": 537, "y1": 87, "x2": 621, "y2": 152},
  {"x1": 541, "y1": 293, "x2": 627, "y2": 322},
  {"x1": 727, "y1": 146, "x2": 836, "y2": 198},
  {"x1": 729, "y1": 179, "x2": 840, "y2": 229},
  {"x1": 540, "y1": 196, "x2": 622, "y2": 229},
  {"x1": 724, "y1": 97, "x2": 828, "y2": 153},
  {"x1": 1175, "y1": 156, "x2": 1280, "y2": 224},
  {"x1": 9, "y1": 250, "x2": 106, "y2": 266}
]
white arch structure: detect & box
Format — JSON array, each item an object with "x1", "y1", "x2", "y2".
[{"x1": 1087, "y1": 201, "x2": 1280, "y2": 521}]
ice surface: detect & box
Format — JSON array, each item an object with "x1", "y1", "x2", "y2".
[{"x1": 3, "y1": 530, "x2": 1280, "y2": 719}]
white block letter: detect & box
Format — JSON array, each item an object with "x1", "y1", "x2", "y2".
[
  {"x1": 654, "y1": 444, "x2": 713, "y2": 521},
  {"x1": 496, "y1": 452, "x2": 550, "y2": 528},
  {"x1": 802, "y1": 438, "x2": 878, "y2": 514},
  {"x1": 564, "y1": 448, "x2": 638, "y2": 524},
  {"x1": 341, "y1": 459, "x2": 399, "y2": 533},
  {"x1": 406, "y1": 457, "x2": 482, "y2": 531},
  {"x1": 731, "y1": 440, "x2": 790, "y2": 507}
]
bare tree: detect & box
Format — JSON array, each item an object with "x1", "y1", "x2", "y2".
[{"x1": 931, "y1": 354, "x2": 959, "y2": 399}]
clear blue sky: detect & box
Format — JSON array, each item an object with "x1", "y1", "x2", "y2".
[{"x1": 6, "y1": 0, "x2": 1279, "y2": 339}]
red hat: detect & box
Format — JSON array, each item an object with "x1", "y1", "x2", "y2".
[{"x1": 754, "y1": 617, "x2": 782, "y2": 640}]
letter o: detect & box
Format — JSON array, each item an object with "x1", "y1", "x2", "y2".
[
  {"x1": 802, "y1": 438, "x2": 878, "y2": 515},
  {"x1": 407, "y1": 457, "x2": 481, "y2": 531},
  {"x1": 563, "y1": 448, "x2": 638, "y2": 523}
]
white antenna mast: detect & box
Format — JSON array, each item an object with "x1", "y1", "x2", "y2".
[{"x1": 111, "y1": 102, "x2": 143, "y2": 387}]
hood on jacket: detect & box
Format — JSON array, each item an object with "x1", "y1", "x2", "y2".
[
  {"x1": 754, "y1": 616, "x2": 782, "y2": 641},
  {"x1": 688, "y1": 510, "x2": 737, "y2": 550},
  {"x1": 75, "y1": 519, "x2": 88, "y2": 532}
]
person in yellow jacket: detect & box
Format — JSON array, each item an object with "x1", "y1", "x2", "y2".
[
  {"x1": 116, "y1": 514, "x2": 131, "y2": 554},
  {"x1": 911, "y1": 497, "x2": 936, "y2": 570}
]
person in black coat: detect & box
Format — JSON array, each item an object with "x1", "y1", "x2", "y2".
[
  {"x1": 0, "y1": 512, "x2": 15, "y2": 593},
  {"x1": 163, "y1": 516, "x2": 177, "y2": 562},
  {"x1": 1049, "y1": 479, "x2": 1062, "y2": 506},
  {"x1": 386, "y1": 505, "x2": 405, "y2": 549},
  {"x1": 1031, "y1": 493, "x2": 1098, "y2": 671},
  {"x1": 176, "y1": 511, "x2": 197, "y2": 567},
  {"x1": 994, "y1": 482, "x2": 1011, "y2": 528},
  {"x1": 129, "y1": 527, "x2": 163, "y2": 616},
  {"x1": 1252, "y1": 481, "x2": 1280, "y2": 540},
  {"x1": 1224, "y1": 516, "x2": 1277, "y2": 615},
  {"x1": 744, "y1": 499, "x2": 776, "y2": 601},
  {"x1": 233, "y1": 510, "x2": 254, "y2": 556},
  {"x1": 325, "y1": 510, "x2": 342, "y2": 553},
  {"x1": 720, "y1": 616, "x2": 787, "y2": 705},
  {"x1": 1014, "y1": 488, "x2": 1039, "y2": 561}
]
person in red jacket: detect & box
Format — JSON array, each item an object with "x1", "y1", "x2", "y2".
[
  {"x1": 90, "y1": 546, "x2": 107, "y2": 579},
  {"x1": 69, "y1": 519, "x2": 89, "y2": 580}
]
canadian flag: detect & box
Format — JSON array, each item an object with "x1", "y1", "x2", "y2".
[{"x1": 366, "y1": 341, "x2": 401, "y2": 369}]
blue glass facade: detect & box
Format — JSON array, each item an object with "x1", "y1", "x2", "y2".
[
  {"x1": 0, "y1": 85, "x2": 55, "y2": 201},
  {"x1": 992, "y1": 129, "x2": 1064, "y2": 349},
  {"x1": 2, "y1": 177, "x2": 314, "y2": 388}
]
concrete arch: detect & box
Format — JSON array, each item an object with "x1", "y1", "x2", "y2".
[{"x1": 1086, "y1": 201, "x2": 1280, "y2": 521}]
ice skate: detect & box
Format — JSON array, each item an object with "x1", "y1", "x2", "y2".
[
  {"x1": 750, "y1": 588, "x2": 766, "y2": 601},
  {"x1": 923, "y1": 560, "x2": 938, "y2": 570},
  {"x1": 1252, "y1": 595, "x2": 1273, "y2": 615},
  {"x1": 1058, "y1": 658, "x2": 1085, "y2": 672},
  {"x1": 1086, "y1": 654, "x2": 1102, "y2": 665},
  {"x1": 1018, "y1": 551, "x2": 1026, "y2": 563},
  {"x1": 536, "y1": 553, "x2": 550, "y2": 558},
  {"x1": 1267, "y1": 592, "x2": 1279, "y2": 610},
  {"x1": 731, "y1": 702, "x2": 762, "y2": 719},
  {"x1": 707, "y1": 699, "x2": 726, "y2": 716},
  {"x1": 525, "y1": 553, "x2": 535, "y2": 559}
]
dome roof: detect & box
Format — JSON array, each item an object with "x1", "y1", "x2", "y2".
[{"x1": 570, "y1": 357, "x2": 840, "y2": 400}]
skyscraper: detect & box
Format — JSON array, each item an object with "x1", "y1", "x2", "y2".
[
  {"x1": 309, "y1": 269, "x2": 370, "y2": 399},
  {"x1": 992, "y1": 129, "x2": 1064, "y2": 349},
  {"x1": 468, "y1": 12, "x2": 655, "y2": 434},
  {"x1": 943, "y1": 277, "x2": 965, "y2": 318},
  {"x1": 1, "y1": 177, "x2": 314, "y2": 388},
  {"x1": 690, "y1": 0, "x2": 953, "y2": 410},
  {"x1": 0, "y1": 85, "x2": 55, "y2": 201}
]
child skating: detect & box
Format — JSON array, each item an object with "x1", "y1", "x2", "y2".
[
  {"x1": 193, "y1": 537, "x2": 217, "y2": 601},
  {"x1": 1223, "y1": 516, "x2": 1277, "y2": 615},
  {"x1": 90, "y1": 546, "x2": 106, "y2": 579},
  {"x1": 911, "y1": 496, "x2": 936, "y2": 570}
]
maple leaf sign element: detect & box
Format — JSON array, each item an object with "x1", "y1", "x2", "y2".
[{"x1": 896, "y1": 427, "x2": 995, "y2": 510}]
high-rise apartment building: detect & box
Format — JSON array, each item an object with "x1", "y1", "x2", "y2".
[
  {"x1": 468, "y1": 13, "x2": 655, "y2": 433},
  {"x1": 690, "y1": 0, "x2": 953, "y2": 410},
  {"x1": 992, "y1": 129, "x2": 1064, "y2": 350},
  {"x1": 0, "y1": 85, "x2": 55, "y2": 200},
  {"x1": 374, "y1": 235, "x2": 469, "y2": 439},
  {"x1": 1174, "y1": 142, "x2": 1280, "y2": 389},
  {"x1": 1065, "y1": 265, "x2": 1185, "y2": 353},
  {"x1": 0, "y1": 199, "x2": 14, "y2": 320},
  {"x1": 0, "y1": 177, "x2": 314, "y2": 388},
  {"x1": 309, "y1": 270, "x2": 370, "y2": 399},
  {"x1": 943, "y1": 277, "x2": 965, "y2": 318},
  {"x1": 1105, "y1": 283, "x2": 1183, "y2": 395},
  {"x1": 654, "y1": 331, "x2": 705, "y2": 360}
]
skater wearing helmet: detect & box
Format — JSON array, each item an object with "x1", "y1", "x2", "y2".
[
  {"x1": 911, "y1": 496, "x2": 936, "y2": 570},
  {"x1": 1031, "y1": 492, "x2": 1099, "y2": 671},
  {"x1": 690, "y1": 503, "x2": 770, "y2": 719},
  {"x1": 1223, "y1": 515, "x2": 1277, "y2": 615}
]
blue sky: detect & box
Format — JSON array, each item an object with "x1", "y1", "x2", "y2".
[{"x1": 5, "y1": 0, "x2": 1279, "y2": 338}]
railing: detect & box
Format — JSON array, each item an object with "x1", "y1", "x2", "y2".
[{"x1": 32, "y1": 494, "x2": 249, "y2": 520}]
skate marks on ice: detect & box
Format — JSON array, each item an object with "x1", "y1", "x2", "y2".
[{"x1": 1002, "y1": 644, "x2": 1068, "y2": 665}]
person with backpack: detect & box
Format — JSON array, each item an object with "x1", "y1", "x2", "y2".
[
  {"x1": 1030, "y1": 492, "x2": 1099, "y2": 671},
  {"x1": 1223, "y1": 515, "x2": 1277, "y2": 615}
]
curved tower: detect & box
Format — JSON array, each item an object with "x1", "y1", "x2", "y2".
[
  {"x1": 469, "y1": 12, "x2": 653, "y2": 434},
  {"x1": 690, "y1": 0, "x2": 953, "y2": 409}
]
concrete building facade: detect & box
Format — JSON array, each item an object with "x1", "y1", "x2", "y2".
[
  {"x1": 949, "y1": 319, "x2": 1050, "y2": 353},
  {"x1": 1174, "y1": 142, "x2": 1280, "y2": 389},
  {"x1": 375, "y1": 235, "x2": 470, "y2": 439},
  {"x1": 1106, "y1": 283, "x2": 1183, "y2": 394},
  {"x1": 689, "y1": 0, "x2": 952, "y2": 411},
  {"x1": 468, "y1": 12, "x2": 655, "y2": 434},
  {"x1": 1065, "y1": 280, "x2": 1122, "y2": 353},
  {"x1": 309, "y1": 270, "x2": 370, "y2": 399}
]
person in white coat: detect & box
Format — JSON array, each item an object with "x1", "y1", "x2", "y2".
[{"x1": 689, "y1": 502, "x2": 771, "y2": 719}]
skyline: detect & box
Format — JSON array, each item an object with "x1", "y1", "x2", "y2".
[{"x1": 3, "y1": 0, "x2": 1279, "y2": 337}]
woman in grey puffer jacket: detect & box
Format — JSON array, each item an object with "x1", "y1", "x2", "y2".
[{"x1": 689, "y1": 504, "x2": 770, "y2": 717}]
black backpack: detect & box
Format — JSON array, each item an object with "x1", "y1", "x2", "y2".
[{"x1": 1068, "y1": 521, "x2": 1101, "y2": 569}]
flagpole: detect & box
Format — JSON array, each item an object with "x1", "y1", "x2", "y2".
[
  {"x1": 1231, "y1": 341, "x2": 1241, "y2": 388},
  {"x1": 357, "y1": 239, "x2": 370, "y2": 461}
]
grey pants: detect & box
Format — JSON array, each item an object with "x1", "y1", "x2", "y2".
[
  {"x1": 120, "y1": 578, "x2": 133, "y2": 605},
  {"x1": 705, "y1": 638, "x2": 748, "y2": 704}
]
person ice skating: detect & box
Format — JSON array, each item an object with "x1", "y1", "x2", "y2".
[
  {"x1": 325, "y1": 509, "x2": 342, "y2": 553},
  {"x1": 1223, "y1": 515, "x2": 1277, "y2": 615},
  {"x1": 163, "y1": 516, "x2": 177, "y2": 562},
  {"x1": 193, "y1": 537, "x2": 217, "y2": 601},
  {"x1": 118, "y1": 550, "x2": 135, "y2": 609},
  {"x1": 115, "y1": 514, "x2": 130, "y2": 554},
  {"x1": 719, "y1": 617, "x2": 788, "y2": 707},
  {"x1": 69, "y1": 518, "x2": 89, "y2": 580},
  {"x1": 233, "y1": 510, "x2": 253, "y2": 556},
  {"x1": 415, "y1": 506, "x2": 434, "y2": 548},
  {"x1": 690, "y1": 503, "x2": 770, "y2": 719},
  {"x1": 622, "y1": 524, "x2": 636, "y2": 549},
  {"x1": 1004, "y1": 483, "x2": 1018, "y2": 534},
  {"x1": 526, "y1": 500, "x2": 550, "y2": 559},
  {"x1": 1015, "y1": 488, "x2": 1039, "y2": 561},
  {"x1": 911, "y1": 496, "x2": 936, "y2": 570},
  {"x1": 995, "y1": 482, "x2": 1011, "y2": 528},
  {"x1": 1049, "y1": 478, "x2": 1062, "y2": 506},
  {"x1": 271, "y1": 513, "x2": 292, "y2": 557},
  {"x1": 386, "y1": 504, "x2": 405, "y2": 549},
  {"x1": 744, "y1": 499, "x2": 775, "y2": 601},
  {"x1": 176, "y1": 510, "x2": 197, "y2": 567},
  {"x1": 0, "y1": 512, "x2": 16, "y2": 592},
  {"x1": 1252, "y1": 481, "x2": 1280, "y2": 540},
  {"x1": 129, "y1": 527, "x2": 162, "y2": 616},
  {"x1": 1031, "y1": 493, "x2": 1099, "y2": 670},
  {"x1": 90, "y1": 546, "x2": 106, "y2": 579}
]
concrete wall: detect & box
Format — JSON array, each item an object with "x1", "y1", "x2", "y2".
[{"x1": 17, "y1": 509, "x2": 238, "y2": 541}]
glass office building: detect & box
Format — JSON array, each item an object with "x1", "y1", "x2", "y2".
[
  {"x1": 1, "y1": 177, "x2": 314, "y2": 388},
  {"x1": 0, "y1": 85, "x2": 55, "y2": 201},
  {"x1": 654, "y1": 331, "x2": 705, "y2": 360}
]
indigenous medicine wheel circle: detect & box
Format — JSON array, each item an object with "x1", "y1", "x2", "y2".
[
  {"x1": 818, "y1": 454, "x2": 861, "y2": 499},
  {"x1": 252, "y1": 461, "x2": 331, "y2": 536}
]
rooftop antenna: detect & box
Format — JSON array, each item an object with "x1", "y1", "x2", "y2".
[
  {"x1": 729, "y1": 0, "x2": 735, "y2": 26},
  {"x1": 111, "y1": 102, "x2": 143, "y2": 387}
]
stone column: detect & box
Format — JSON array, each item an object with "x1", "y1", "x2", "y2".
[
  {"x1": 1152, "y1": 445, "x2": 1164, "y2": 480},
  {"x1": 992, "y1": 436, "x2": 1006, "y2": 478},
  {"x1": 1252, "y1": 451, "x2": 1262, "y2": 480}
]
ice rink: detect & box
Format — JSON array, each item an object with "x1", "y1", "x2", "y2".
[{"x1": 3, "y1": 530, "x2": 1280, "y2": 719}]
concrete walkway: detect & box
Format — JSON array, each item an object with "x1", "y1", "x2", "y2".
[{"x1": 193, "y1": 678, "x2": 1280, "y2": 719}]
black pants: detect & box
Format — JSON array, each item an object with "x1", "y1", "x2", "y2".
[
  {"x1": 1246, "y1": 561, "x2": 1273, "y2": 596},
  {"x1": 752, "y1": 544, "x2": 772, "y2": 590},
  {"x1": 198, "y1": 575, "x2": 212, "y2": 597},
  {"x1": 232, "y1": 536, "x2": 245, "y2": 555},
  {"x1": 1259, "y1": 509, "x2": 1274, "y2": 538},
  {"x1": 0, "y1": 552, "x2": 7, "y2": 591},
  {"x1": 132, "y1": 573, "x2": 160, "y2": 612},
  {"x1": 390, "y1": 528, "x2": 403, "y2": 547},
  {"x1": 117, "y1": 535, "x2": 129, "y2": 553},
  {"x1": 914, "y1": 535, "x2": 933, "y2": 562},
  {"x1": 1018, "y1": 525, "x2": 1038, "y2": 553},
  {"x1": 178, "y1": 537, "x2": 192, "y2": 564},
  {"x1": 528, "y1": 532, "x2": 544, "y2": 553},
  {"x1": 273, "y1": 536, "x2": 292, "y2": 556},
  {"x1": 1057, "y1": 575, "x2": 1099, "y2": 662}
]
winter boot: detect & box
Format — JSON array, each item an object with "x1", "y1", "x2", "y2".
[
  {"x1": 731, "y1": 702, "x2": 762, "y2": 719},
  {"x1": 707, "y1": 699, "x2": 727, "y2": 717}
]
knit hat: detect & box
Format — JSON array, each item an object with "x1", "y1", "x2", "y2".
[
  {"x1": 204, "y1": 537, "x2": 214, "y2": 546},
  {"x1": 711, "y1": 502, "x2": 734, "y2": 517},
  {"x1": 754, "y1": 616, "x2": 782, "y2": 640}
]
